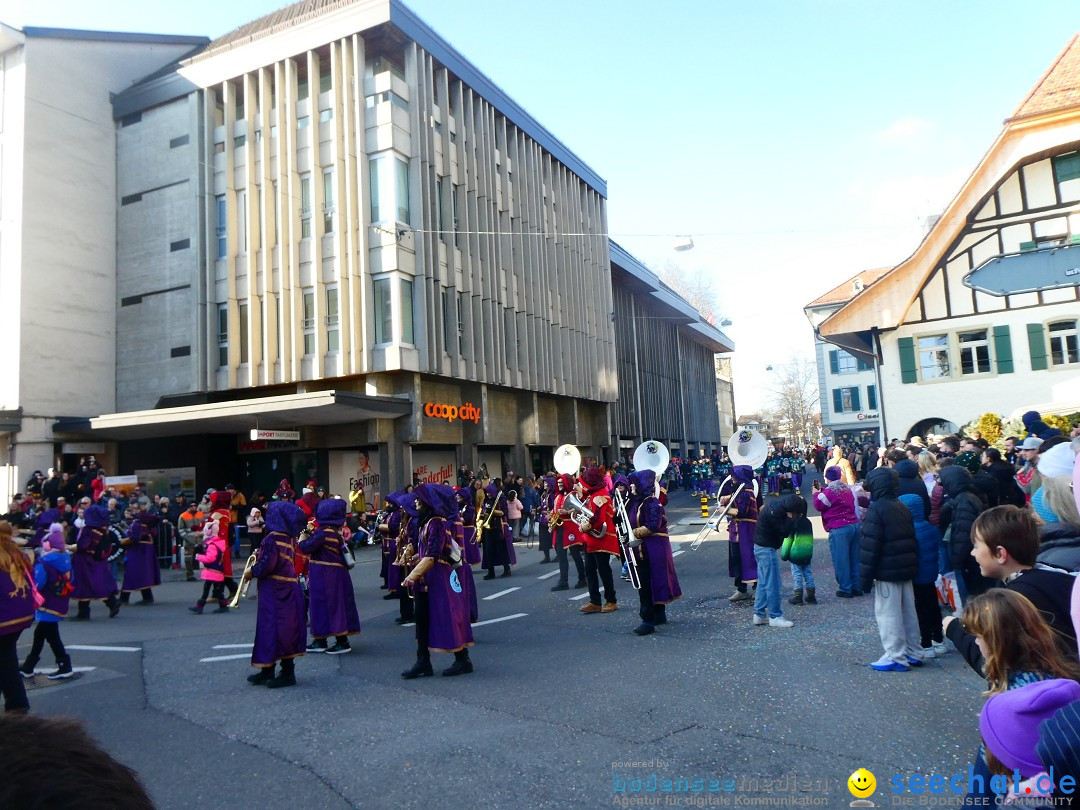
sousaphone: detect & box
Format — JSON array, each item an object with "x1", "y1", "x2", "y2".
[
  {"x1": 632, "y1": 440, "x2": 670, "y2": 497},
  {"x1": 553, "y1": 444, "x2": 581, "y2": 476}
]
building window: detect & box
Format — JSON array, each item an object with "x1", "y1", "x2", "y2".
[
  {"x1": 302, "y1": 291, "x2": 315, "y2": 356},
  {"x1": 917, "y1": 334, "x2": 950, "y2": 380},
  {"x1": 867, "y1": 384, "x2": 877, "y2": 411},
  {"x1": 457, "y1": 291, "x2": 467, "y2": 355},
  {"x1": 830, "y1": 349, "x2": 857, "y2": 375},
  {"x1": 442, "y1": 288, "x2": 454, "y2": 350},
  {"x1": 272, "y1": 181, "x2": 280, "y2": 245},
  {"x1": 958, "y1": 329, "x2": 991, "y2": 375},
  {"x1": 237, "y1": 190, "x2": 248, "y2": 254},
  {"x1": 300, "y1": 174, "x2": 311, "y2": 238},
  {"x1": 368, "y1": 158, "x2": 381, "y2": 223},
  {"x1": 436, "y1": 177, "x2": 446, "y2": 238},
  {"x1": 238, "y1": 302, "x2": 249, "y2": 364},
  {"x1": 395, "y1": 157, "x2": 410, "y2": 223},
  {"x1": 215, "y1": 195, "x2": 227, "y2": 259},
  {"x1": 319, "y1": 108, "x2": 333, "y2": 123},
  {"x1": 323, "y1": 170, "x2": 334, "y2": 233},
  {"x1": 216, "y1": 304, "x2": 228, "y2": 368},
  {"x1": 1049, "y1": 320, "x2": 1080, "y2": 366},
  {"x1": 401, "y1": 278, "x2": 414, "y2": 344},
  {"x1": 297, "y1": 74, "x2": 309, "y2": 101},
  {"x1": 319, "y1": 62, "x2": 331, "y2": 94},
  {"x1": 373, "y1": 278, "x2": 392, "y2": 344},
  {"x1": 453, "y1": 184, "x2": 462, "y2": 249},
  {"x1": 326, "y1": 287, "x2": 339, "y2": 352},
  {"x1": 297, "y1": 116, "x2": 310, "y2": 129},
  {"x1": 832, "y1": 386, "x2": 861, "y2": 414}
]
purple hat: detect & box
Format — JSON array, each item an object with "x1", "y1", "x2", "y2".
[
  {"x1": 35, "y1": 508, "x2": 61, "y2": 530},
  {"x1": 83, "y1": 504, "x2": 111, "y2": 528},
  {"x1": 45, "y1": 523, "x2": 66, "y2": 553},
  {"x1": 629, "y1": 470, "x2": 656, "y2": 496},
  {"x1": 980, "y1": 678, "x2": 1080, "y2": 777},
  {"x1": 416, "y1": 483, "x2": 457, "y2": 518},
  {"x1": 315, "y1": 498, "x2": 347, "y2": 527},
  {"x1": 825, "y1": 466, "x2": 842, "y2": 482},
  {"x1": 265, "y1": 500, "x2": 306, "y2": 537}
]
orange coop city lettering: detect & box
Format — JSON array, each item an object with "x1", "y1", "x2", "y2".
[{"x1": 423, "y1": 402, "x2": 481, "y2": 423}]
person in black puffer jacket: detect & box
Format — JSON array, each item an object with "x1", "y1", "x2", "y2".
[
  {"x1": 954, "y1": 451, "x2": 999, "y2": 508},
  {"x1": 938, "y1": 465, "x2": 993, "y2": 598},
  {"x1": 893, "y1": 459, "x2": 931, "y2": 519},
  {"x1": 982, "y1": 448, "x2": 1025, "y2": 508},
  {"x1": 860, "y1": 467, "x2": 922, "y2": 671}
]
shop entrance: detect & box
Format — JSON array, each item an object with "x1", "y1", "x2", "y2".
[
  {"x1": 529, "y1": 446, "x2": 553, "y2": 477},
  {"x1": 242, "y1": 450, "x2": 322, "y2": 501}
]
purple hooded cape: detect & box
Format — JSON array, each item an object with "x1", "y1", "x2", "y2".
[
  {"x1": 416, "y1": 484, "x2": 475, "y2": 652},
  {"x1": 71, "y1": 505, "x2": 118, "y2": 601},
  {"x1": 480, "y1": 484, "x2": 517, "y2": 568},
  {"x1": 726, "y1": 465, "x2": 758, "y2": 584},
  {"x1": 122, "y1": 512, "x2": 161, "y2": 593},
  {"x1": 298, "y1": 498, "x2": 360, "y2": 640},
  {"x1": 250, "y1": 501, "x2": 307, "y2": 668},
  {"x1": 629, "y1": 470, "x2": 682, "y2": 604}
]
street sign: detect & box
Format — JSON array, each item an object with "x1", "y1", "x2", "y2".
[
  {"x1": 249, "y1": 429, "x2": 300, "y2": 441},
  {"x1": 964, "y1": 244, "x2": 1080, "y2": 296}
]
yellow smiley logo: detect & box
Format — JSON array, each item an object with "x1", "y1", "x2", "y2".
[{"x1": 848, "y1": 768, "x2": 876, "y2": 798}]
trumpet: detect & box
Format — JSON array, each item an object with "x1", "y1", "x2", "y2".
[{"x1": 228, "y1": 552, "x2": 259, "y2": 608}]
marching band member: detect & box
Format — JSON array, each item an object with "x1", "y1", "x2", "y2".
[
  {"x1": 457, "y1": 488, "x2": 481, "y2": 568},
  {"x1": 378, "y1": 495, "x2": 400, "y2": 597},
  {"x1": 724, "y1": 465, "x2": 760, "y2": 602},
  {"x1": 69, "y1": 505, "x2": 120, "y2": 621},
  {"x1": 537, "y1": 476, "x2": 556, "y2": 564},
  {"x1": 400, "y1": 484, "x2": 474, "y2": 678},
  {"x1": 386, "y1": 490, "x2": 417, "y2": 624},
  {"x1": 453, "y1": 489, "x2": 479, "y2": 623},
  {"x1": 550, "y1": 474, "x2": 586, "y2": 592},
  {"x1": 480, "y1": 484, "x2": 512, "y2": 580},
  {"x1": 300, "y1": 499, "x2": 361, "y2": 655},
  {"x1": 578, "y1": 467, "x2": 619, "y2": 614},
  {"x1": 119, "y1": 511, "x2": 160, "y2": 606},
  {"x1": 627, "y1": 470, "x2": 682, "y2": 635},
  {"x1": 246, "y1": 501, "x2": 307, "y2": 688}
]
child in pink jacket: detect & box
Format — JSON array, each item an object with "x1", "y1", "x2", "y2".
[{"x1": 190, "y1": 518, "x2": 228, "y2": 614}]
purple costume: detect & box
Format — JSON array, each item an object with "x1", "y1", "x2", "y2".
[
  {"x1": 121, "y1": 513, "x2": 161, "y2": 593},
  {"x1": 250, "y1": 501, "x2": 307, "y2": 669},
  {"x1": 414, "y1": 484, "x2": 474, "y2": 653},
  {"x1": 299, "y1": 499, "x2": 361, "y2": 641},
  {"x1": 0, "y1": 561, "x2": 34, "y2": 635},
  {"x1": 72, "y1": 505, "x2": 118, "y2": 601},
  {"x1": 456, "y1": 490, "x2": 481, "y2": 566},
  {"x1": 30, "y1": 509, "x2": 61, "y2": 550},
  {"x1": 628, "y1": 470, "x2": 682, "y2": 606},
  {"x1": 725, "y1": 465, "x2": 759, "y2": 585},
  {"x1": 480, "y1": 484, "x2": 517, "y2": 570},
  {"x1": 450, "y1": 497, "x2": 478, "y2": 623}
]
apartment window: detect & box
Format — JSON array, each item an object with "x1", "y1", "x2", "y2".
[
  {"x1": 1049, "y1": 320, "x2": 1080, "y2": 366},
  {"x1": 918, "y1": 334, "x2": 950, "y2": 380},
  {"x1": 457, "y1": 291, "x2": 467, "y2": 355},
  {"x1": 319, "y1": 62, "x2": 331, "y2": 94},
  {"x1": 326, "y1": 287, "x2": 340, "y2": 352},
  {"x1": 368, "y1": 158, "x2": 381, "y2": 222},
  {"x1": 958, "y1": 329, "x2": 991, "y2": 375},
  {"x1": 302, "y1": 291, "x2": 315, "y2": 356},
  {"x1": 323, "y1": 170, "x2": 335, "y2": 233},
  {"x1": 215, "y1": 195, "x2": 227, "y2": 259},
  {"x1": 436, "y1": 177, "x2": 446, "y2": 237},
  {"x1": 297, "y1": 116, "x2": 310, "y2": 129},
  {"x1": 298, "y1": 75, "x2": 309, "y2": 101},
  {"x1": 216, "y1": 304, "x2": 228, "y2": 368},
  {"x1": 830, "y1": 349, "x2": 857, "y2": 375},
  {"x1": 442, "y1": 288, "x2": 454, "y2": 349},
  {"x1": 867, "y1": 384, "x2": 878, "y2": 411},
  {"x1": 401, "y1": 278, "x2": 414, "y2": 344},
  {"x1": 238, "y1": 302, "x2": 249, "y2": 364},
  {"x1": 373, "y1": 278, "x2": 392, "y2": 344},
  {"x1": 319, "y1": 108, "x2": 333, "y2": 123},
  {"x1": 237, "y1": 190, "x2": 248, "y2": 254},
  {"x1": 234, "y1": 134, "x2": 246, "y2": 148},
  {"x1": 395, "y1": 157, "x2": 410, "y2": 223},
  {"x1": 832, "y1": 386, "x2": 861, "y2": 413},
  {"x1": 300, "y1": 174, "x2": 312, "y2": 238},
  {"x1": 453, "y1": 184, "x2": 462, "y2": 248}
]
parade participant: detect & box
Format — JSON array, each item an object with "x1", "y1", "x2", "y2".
[
  {"x1": 208, "y1": 490, "x2": 238, "y2": 601},
  {"x1": 400, "y1": 483, "x2": 474, "y2": 678},
  {"x1": 387, "y1": 489, "x2": 417, "y2": 624},
  {"x1": 300, "y1": 498, "x2": 361, "y2": 655},
  {"x1": 448, "y1": 491, "x2": 478, "y2": 624},
  {"x1": 480, "y1": 483, "x2": 512, "y2": 580},
  {"x1": 189, "y1": 515, "x2": 229, "y2": 614},
  {"x1": 724, "y1": 465, "x2": 759, "y2": 602},
  {"x1": 612, "y1": 474, "x2": 632, "y2": 582},
  {"x1": 549, "y1": 474, "x2": 586, "y2": 592},
  {"x1": 119, "y1": 511, "x2": 160, "y2": 606},
  {"x1": 27, "y1": 508, "x2": 61, "y2": 552},
  {"x1": 537, "y1": 477, "x2": 556, "y2": 564},
  {"x1": 69, "y1": 505, "x2": 120, "y2": 621},
  {"x1": 245, "y1": 501, "x2": 307, "y2": 688},
  {"x1": 578, "y1": 467, "x2": 620, "y2": 614},
  {"x1": 379, "y1": 492, "x2": 404, "y2": 600},
  {"x1": 19, "y1": 525, "x2": 73, "y2": 680},
  {"x1": 627, "y1": 470, "x2": 681, "y2": 636},
  {"x1": 0, "y1": 522, "x2": 33, "y2": 711}
]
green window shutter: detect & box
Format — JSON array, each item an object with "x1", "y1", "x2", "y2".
[
  {"x1": 829, "y1": 350, "x2": 839, "y2": 374},
  {"x1": 1054, "y1": 152, "x2": 1080, "y2": 182},
  {"x1": 857, "y1": 358, "x2": 872, "y2": 371},
  {"x1": 993, "y1": 325, "x2": 1014, "y2": 374},
  {"x1": 898, "y1": 337, "x2": 917, "y2": 384},
  {"x1": 851, "y1": 387, "x2": 861, "y2": 412},
  {"x1": 832, "y1": 388, "x2": 843, "y2": 413},
  {"x1": 868, "y1": 385, "x2": 877, "y2": 410},
  {"x1": 1027, "y1": 323, "x2": 1048, "y2": 371},
  {"x1": 1020, "y1": 241, "x2": 1038, "y2": 252}
]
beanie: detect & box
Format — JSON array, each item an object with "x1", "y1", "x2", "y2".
[
  {"x1": 45, "y1": 523, "x2": 66, "y2": 553},
  {"x1": 980, "y1": 679, "x2": 1080, "y2": 776},
  {"x1": 1037, "y1": 442, "x2": 1077, "y2": 481},
  {"x1": 954, "y1": 451, "x2": 981, "y2": 474},
  {"x1": 580, "y1": 467, "x2": 605, "y2": 492},
  {"x1": 825, "y1": 466, "x2": 842, "y2": 482}
]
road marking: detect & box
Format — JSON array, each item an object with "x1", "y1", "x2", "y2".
[
  {"x1": 66, "y1": 645, "x2": 142, "y2": 653},
  {"x1": 570, "y1": 592, "x2": 591, "y2": 601},
  {"x1": 483, "y1": 587, "x2": 521, "y2": 601},
  {"x1": 28, "y1": 666, "x2": 97, "y2": 675},
  {"x1": 672, "y1": 550, "x2": 685, "y2": 557},
  {"x1": 537, "y1": 570, "x2": 560, "y2": 580},
  {"x1": 212, "y1": 643, "x2": 253, "y2": 650},
  {"x1": 401, "y1": 623, "x2": 415, "y2": 627},
  {"x1": 200, "y1": 653, "x2": 251, "y2": 663},
  {"x1": 471, "y1": 613, "x2": 527, "y2": 627}
]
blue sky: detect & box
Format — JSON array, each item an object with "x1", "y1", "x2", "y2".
[{"x1": 6, "y1": 0, "x2": 1079, "y2": 416}]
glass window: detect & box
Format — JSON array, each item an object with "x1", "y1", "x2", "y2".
[
  {"x1": 237, "y1": 190, "x2": 248, "y2": 254},
  {"x1": 326, "y1": 287, "x2": 339, "y2": 352},
  {"x1": 323, "y1": 170, "x2": 334, "y2": 233},
  {"x1": 302, "y1": 291, "x2": 315, "y2": 356},
  {"x1": 272, "y1": 181, "x2": 280, "y2": 245},
  {"x1": 917, "y1": 334, "x2": 950, "y2": 380},
  {"x1": 836, "y1": 350, "x2": 857, "y2": 374},
  {"x1": 958, "y1": 329, "x2": 991, "y2": 375},
  {"x1": 234, "y1": 134, "x2": 246, "y2": 148},
  {"x1": 297, "y1": 116, "x2": 310, "y2": 129},
  {"x1": 457, "y1": 291, "x2": 467, "y2": 355},
  {"x1": 368, "y1": 158, "x2": 381, "y2": 223},
  {"x1": 300, "y1": 174, "x2": 311, "y2": 239},
  {"x1": 319, "y1": 64, "x2": 331, "y2": 94},
  {"x1": 841, "y1": 388, "x2": 854, "y2": 411},
  {"x1": 442, "y1": 288, "x2": 453, "y2": 349},
  {"x1": 1049, "y1": 320, "x2": 1080, "y2": 366},
  {"x1": 216, "y1": 304, "x2": 228, "y2": 367},
  {"x1": 395, "y1": 157, "x2": 410, "y2": 223},
  {"x1": 453, "y1": 184, "x2": 462, "y2": 249},
  {"x1": 373, "y1": 278, "x2": 392, "y2": 344},
  {"x1": 215, "y1": 195, "x2": 227, "y2": 259},
  {"x1": 297, "y1": 75, "x2": 309, "y2": 101},
  {"x1": 436, "y1": 177, "x2": 446, "y2": 237},
  {"x1": 319, "y1": 108, "x2": 333, "y2": 123},
  {"x1": 401, "y1": 278, "x2": 414, "y2": 344},
  {"x1": 238, "y1": 302, "x2": 249, "y2": 364}
]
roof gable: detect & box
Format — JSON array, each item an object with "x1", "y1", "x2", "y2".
[
  {"x1": 804, "y1": 267, "x2": 891, "y2": 309},
  {"x1": 1010, "y1": 34, "x2": 1080, "y2": 122}
]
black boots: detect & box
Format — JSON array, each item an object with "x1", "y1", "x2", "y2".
[
  {"x1": 119, "y1": 592, "x2": 130, "y2": 605},
  {"x1": 788, "y1": 588, "x2": 817, "y2": 605},
  {"x1": 482, "y1": 570, "x2": 496, "y2": 580},
  {"x1": 189, "y1": 600, "x2": 206, "y2": 614},
  {"x1": 401, "y1": 651, "x2": 434, "y2": 679},
  {"x1": 633, "y1": 623, "x2": 655, "y2": 636},
  {"x1": 267, "y1": 659, "x2": 296, "y2": 689},
  {"x1": 48, "y1": 655, "x2": 74, "y2": 680},
  {"x1": 788, "y1": 589, "x2": 804, "y2": 606},
  {"x1": 106, "y1": 594, "x2": 121, "y2": 618},
  {"x1": 551, "y1": 582, "x2": 569, "y2": 592},
  {"x1": 248, "y1": 667, "x2": 275, "y2": 685},
  {"x1": 73, "y1": 601, "x2": 91, "y2": 621},
  {"x1": 500, "y1": 566, "x2": 512, "y2": 578},
  {"x1": 212, "y1": 599, "x2": 230, "y2": 614},
  {"x1": 805, "y1": 588, "x2": 817, "y2": 604},
  {"x1": 654, "y1": 606, "x2": 668, "y2": 625},
  {"x1": 442, "y1": 650, "x2": 473, "y2": 677}
]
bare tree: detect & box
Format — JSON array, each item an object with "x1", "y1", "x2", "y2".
[
  {"x1": 656, "y1": 260, "x2": 718, "y2": 324},
  {"x1": 764, "y1": 357, "x2": 820, "y2": 445}
]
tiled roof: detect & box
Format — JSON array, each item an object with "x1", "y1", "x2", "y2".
[
  {"x1": 804, "y1": 267, "x2": 891, "y2": 309},
  {"x1": 1010, "y1": 33, "x2": 1080, "y2": 121},
  {"x1": 193, "y1": 0, "x2": 358, "y2": 60}
]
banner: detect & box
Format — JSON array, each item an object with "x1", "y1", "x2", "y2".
[
  {"x1": 134, "y1": 468, "x2": 197, "y2": 499},
  {"x1": 328, "y1": 449, "x2": 381, "y2": 511},
  {"x1": 412, "y1": 449, "x2": 455, "y2": 486}
]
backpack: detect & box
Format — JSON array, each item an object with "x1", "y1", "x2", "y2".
[
  {"x1": 53, "y1": 569, "x2": 73, "y2": 597},
  {"x1": 91, "y1": 526, "x2": 121, "y2": 561}
]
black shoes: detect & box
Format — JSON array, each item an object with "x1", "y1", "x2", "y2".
[
  {"x1": 267, "y1": 672, "x2": 297, "y2": 688},
  {"x1": 574, "y1": 579, "x2": 587, "y2": 589},
  {"x1": 325, "y1": 642, "x2": 351, "y2": 655},
  {"x1": 500, "y1": 568, "x2": 512, "y2": 578},
  {"x1": 382, "y1": 592, "x2": 396, "y2": 600},
  {"x1": 189, "y1": 602, "x2": 205, "y2": 614},
  {"x1": 401, "y1": 659, "x2": 434, "y2": 679},
  {"x1": 248, "y1": 668, "x2": 275, "y2": 685},
  {"x1": 306, "y1": 640, "x2": 328, "y2": 653},
  {"x1": 442, "y1": 658, "x2": 473, "y2": 677},
  {"x1": 48, "y1": 657, "x2": 74, "y2": 680},
  {"x1": 107, "y1": 597, "x2": 121, "y2": 618},
  {"x1": 633, "y1": 623, "x2": 655, "y2": 636},
  {"x1": 18, "y1": 658, "x2": 38, "y2": 678},
  {"x1": 482, "y1": 572, "x2": 496, "y2": 580},
  {"x1": 550, "y1": 583, "x2": 569, "y2": 592}
]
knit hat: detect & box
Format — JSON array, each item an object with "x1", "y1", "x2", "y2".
[
  {"x1": 980, "y1": 679, "x2": 1080, "y2": 776},
  {"x1": 1037, "y1": 442, "x2": 1077, "y2": 480},
  {"x1": 210, "y1": 490, "x2": 232, "y2": 511},
  {"x1": 45, "y1": 523, "x2": 66, "y2": 553},
  {"x1": 579, "y1": 467, "x2": 605, "y2": 492},
  {"x1": 954, "y1": 451, "x2": 981, "y2": 474},
  {"x1": 1036, "y1": 699, "x2": 1080, "y2": 784},
  {"x1": 824, "y1": 466, "x2": 842, "y2": 482}
]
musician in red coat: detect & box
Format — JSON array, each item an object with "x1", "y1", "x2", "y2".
[
  {"x1": 578, "y1": 467, "x2": 619, "y2": 614},
  {"x1": 550, "y1": 474, "x2": 586, "y2": 592}
]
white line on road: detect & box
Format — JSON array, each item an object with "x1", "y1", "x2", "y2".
[
  {"x1": 200, "y1": 653, "x2": 252, "y2": 663},
  {"x1": 29, "y1": 666, "x2": 97, "y2": 675},
  {"x1": 672, "y1": 550, "x2": 686, "y2": 557},
  {"x1": 212, "y1": 643, "x2": 254, "y2": 650},
  {"x1": 537, "y1": 570, "x2": 561, "y2": 580},
  {"x1": 66, "y1": 645, "x2": 142, "y2": 653},
  {"x1": 483, "y1": 587, "x2": 521, "y2": 601},
  {"x1": 401, "y1": 623, "x2": 415, "y2": 627},
  {"x1": 471, "y1": 613, "x2": 528, "y2": 627},
  {"x1": 570, "y1": 592, "x2": 591, "y2": 601}
]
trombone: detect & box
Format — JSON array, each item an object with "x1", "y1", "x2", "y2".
[
  {"x1": 228, "y1": 552, "x2": 259, "y2": 608},
  {"x1": 479, "y1": 491, "x2": 503, "y2": 531},
  {"x1": 613, "y1": 489, "x2": 641, "y2": 590},
  {"x1": 690, "y1": 482, "x2": 746, "y2": 551}
]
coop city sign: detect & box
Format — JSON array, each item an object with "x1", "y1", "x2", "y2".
[{"x1": 423, "y1": 401, "x2": 481, "y2": 424}]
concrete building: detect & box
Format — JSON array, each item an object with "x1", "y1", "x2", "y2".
[
  {"x1": 819, "y1": 35, "x2": 1080, "y2": 440},
  {"x1": 804, "y1": 269, "x2": 888, "y2": 447},
  {"x1": 0, "y1": 0, "x2": 732, "y2": 501},
  {"x1": 0, "y1": 24, "x2": 208, "y2": 496}
]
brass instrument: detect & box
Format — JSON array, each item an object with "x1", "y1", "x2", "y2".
[
  {"x1": 393, "y1": 521, "x2": 417, "y2": 600},
  {"x1": 563, "y1": 493, "x2": 605, "y2": 538},
  {"x1": 479, "y1": 491, "x2": 503, "y2": 531},
  {"x1": 613, "y1": 489, "x2": 641, "y2": 590},
  {"x1": 228, "y1": 552, "x2": 259, "y2": 608}
]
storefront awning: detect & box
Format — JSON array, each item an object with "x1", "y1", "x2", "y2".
[{"x1": 54, "y1": 390, "x2": 413, "y2": 440}]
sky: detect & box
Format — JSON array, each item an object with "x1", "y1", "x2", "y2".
[{"x1": 6, "y1": 0, "x2": 1080, "y2": 416}]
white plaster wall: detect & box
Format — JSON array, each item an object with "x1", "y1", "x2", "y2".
[{"x1": 0, "y1": 46, "x2": 26, "y2": 412}]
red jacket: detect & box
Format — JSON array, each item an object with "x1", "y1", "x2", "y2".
[{"x1": 582, "y1": 491, "x2": 619, "y2": 556}]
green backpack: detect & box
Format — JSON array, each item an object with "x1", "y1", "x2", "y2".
[{"x1": 780, "y1": 516, "x2": 814, "y2": 566}]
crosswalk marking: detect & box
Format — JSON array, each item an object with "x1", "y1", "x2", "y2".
[
  {"x1": 537, "y1": 570, "x2": 561, "y2": 580},
  {"x1": 200, "y1": 653, "x2": 251, "y2": 663},
  {"x1": 483, "y1": 587, "x2": 520, "y2": 601},
  {"x1": 471, "y1": 613, "x2": 527, "y2": 627},
  {"x1": 672, "y1": 550, "x2": 686, "y2": 557},
  {"x1": 570, "y1": 592, "x2": 591, "y2": 601},
  {"x1": 212, "y1": 643, "x2": 254, "y2": 650},
  {"x1": 66, "y1": 645, "x2": 142, "y2": 653}
]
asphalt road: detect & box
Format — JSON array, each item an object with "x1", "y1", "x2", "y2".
[{"x1": 17, "y1": 477, "x2": 984, "y2": 809}]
